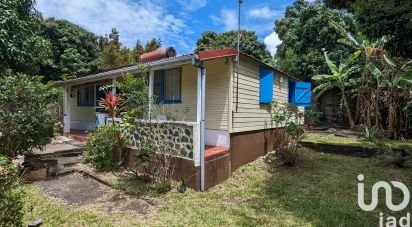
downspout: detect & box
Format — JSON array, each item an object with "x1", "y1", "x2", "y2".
[{"x1": 193, "y1": 55, "x2": 206, "y2": 192}]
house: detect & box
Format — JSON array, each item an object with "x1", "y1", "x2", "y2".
[{"x1": 54, "y1": 48, "x2": 311, "y2": 190}]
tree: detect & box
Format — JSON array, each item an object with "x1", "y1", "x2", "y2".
[
  {"x1": 196, "y1": 30, "x2": 273, "y2": 64},
  {"x1": 100, "y1": 28, "x2": 130, "y2": 69},
  {"x1": 274, "y1": 0, "x2": 356, "y2": 80},
  {"x1": 0, "y1": 0, "x2": 50, "y2": 74},
  {"x1": 0, "y1": 71, "x2": 56, "y2": 158},
  {"x1": 144, "y1": 38, "x2": 162, "y2": 53},
  {"x1": 312, "y1": 50, "x2": 361, "y2": 128},
  {"x1": 39, "y1": 18, "x2": 101, "y2": 81},
  {"x1": 324, "y1": 0, "x2": 412, "y2": 58}
]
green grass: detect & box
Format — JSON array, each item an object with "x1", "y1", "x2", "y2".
[
  {"x1": 304, "y1": 133, "x2": 412, "y2": 149},
  {"x1": 23, "y1": 149, "x2": 412, "y2": 226}
]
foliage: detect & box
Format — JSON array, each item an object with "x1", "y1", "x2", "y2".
[
  {"x1": 0, "y1": 72, "x2": 56, "y2": 158},
  {"x1": 325, "y1": 0, "x2": 412, "y2": 58},
  {"x1": 98, "y1": 91, "x2": 124, "y2": 125},
  {"x1": 196, "y1": 30, "x2": 273, "y2": 64},
  {"x1": 39, "y1": 18, "x2": 101, "y2": 81},
  {"x1": 304, "y1": 110, "x2": 323, "y2": 126},
  {"x1": 0, "y1": 156, "x2": 24, "y2": 227},
  {"x1": 312, "y1": 50, "x2": 361, "y2": 128},
  {"x1": 84, "y1": 125, "x2": 128, "y2": 171},
  {"x1": 116, "y1": 71, "x2": 149, "y2": 118},
  {"x1": 274, "y1": 0, "x2": 356, "y2": 80},
  {"x1": 361, "y1": 126, "x2": 380, "y2": 142},
  {"x1": 0, "y1": 0, "x2": 51, "y2": 74},
  {"x1": 267, "y1": 102, "x2": 306, "y2": 166}
]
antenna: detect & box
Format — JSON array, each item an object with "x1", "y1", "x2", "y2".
[{"x1": 236, "y1": 0, "x2": 243, "y2": 112}]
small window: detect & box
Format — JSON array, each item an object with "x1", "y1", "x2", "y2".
[
  {"x1": 77, "y1": 85, "x2": 95, "y2": 106},
  {"x1": 153, "y1": 68, "x2": 182, "y2": 104},
  {"x1": 288, "y1": 80, "x2": 296, "y2": 104}
]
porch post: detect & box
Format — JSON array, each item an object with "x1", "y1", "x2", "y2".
[
  {"x1": 198, "y1": 66, "x2": 206, "y2": 192},
  {"x1": 63, "y1": 86, "x2": 71, "y2": 133},
  {"x1": 148, "y1": 70, "x2": 154, "y2": 119},
  {"x1": 112, "y1": 78, "x2": 116, "y2": 95}
]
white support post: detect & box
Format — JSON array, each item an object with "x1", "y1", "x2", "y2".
[
  {"x1": 63, "y1": 86, "x2": 71, "y2": 133},
  {"x1": 148, "y1": 70, "x2": 154, "y2": 119},
  {"x1": 200, "y1": 67, "x2": 206, "y2": 192},
  {"x1": 112, "y1": 78, "x2": 116, "y2": 95}
]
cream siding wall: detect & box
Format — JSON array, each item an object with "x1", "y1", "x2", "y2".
[
  {"x1": 204, "y1": 58, "x2": 231, "y2": 130},
  {"x1": 231, "y1": 56, "x2": 289, "y2": 133},
  {"x1": 154, "y1": 59, "x2": 231, "y2": 131},
  {"x1": 70, "y1": 86, "x2": 96, "y2": 122}
]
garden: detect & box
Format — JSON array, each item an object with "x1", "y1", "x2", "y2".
[{"x1": 1, "y1": 0, "x2": 412, "y2": 226}]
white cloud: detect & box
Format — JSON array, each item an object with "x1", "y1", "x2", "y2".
[
  {"x1": 264, "y1": 32, "x2": 281, "y2": 55},
  {"x1": 210, "y1": 8, "x2": 237, "y2": 31},
  {"x1": 247, "y1": 6, "x2": 281, "y2": 20},
  {"x1": 36, "y1": 0, "x2": 193, "y2": 52},
  {"x1": 175, "y1": 0, "x2": 207, "y2": 11}
]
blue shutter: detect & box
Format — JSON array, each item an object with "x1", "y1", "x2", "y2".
[
  {"x1": 294, "y1": 82, "x2": 312, "y2": 106},
  {"x1": 259, "y1": 66, "x2": 274, "y2": 104}
]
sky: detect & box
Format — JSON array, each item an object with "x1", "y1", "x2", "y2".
[{"x1": 36, "y1": 0, "x2": 299, "y2": 56}]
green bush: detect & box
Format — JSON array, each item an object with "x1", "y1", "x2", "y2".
[
  {"x1": 0, "y1": 72, "x2": 56, "y2": 158},
  {"x1": 0, "y1": 156, "x2": 25, "y2": 227},
  {"x1": 84, "y1": 126, "x2": 128, "y2": 171}
]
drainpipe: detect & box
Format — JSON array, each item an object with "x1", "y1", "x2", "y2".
[
  {"x1": 193, "y1": 56, "x2": 206, "y2": 192},
  {"x1": 200, "y1": 66, "x2": 206, "y2": 192}
]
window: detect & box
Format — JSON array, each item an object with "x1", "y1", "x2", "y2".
[
  {"x1": 153, "y1": 68, "x2": 182, "y2": 104},
  {"x1": 259, "y1": 66, "x2": 274, "y2": 104},
  {"x1": 77, "y1": 85, "x2": 94, "y2": 106},
  {"x1": 288, "y1": 80, "x2": 296, "y2": 104}
]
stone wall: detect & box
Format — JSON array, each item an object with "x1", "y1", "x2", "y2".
[{"x1": 126, "y1": 121, "x2": 196, "y2": 160}]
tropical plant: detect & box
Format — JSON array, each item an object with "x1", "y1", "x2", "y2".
[
  {"x1": 0, "y1": 72, "x2": 56, "y2": 158},
  {"x1": 312, "y1": 50, "x2": 362, "y2": 128},
  {"x1": 99, "y1": 91, "x2": 124, "y2": 125},
  {"x1": 366, "y1": 57, "x2": 412, "y2": 138},
  {"x1": 0, "y1": 155, "x2": 25, "y2": 226}
]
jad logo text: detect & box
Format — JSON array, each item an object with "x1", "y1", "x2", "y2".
[{"x1": 358, "y1": 174, "x2": 410, "y2": 227}]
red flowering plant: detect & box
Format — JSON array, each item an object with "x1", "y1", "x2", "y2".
[{"x1": 99, "y1": 91, "x2": 124, "y2": 125}]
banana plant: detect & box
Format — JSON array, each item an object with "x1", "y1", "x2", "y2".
[
  {"x1": 366, "y1": 56, "x2": 412, "y2": 138},
  {"x1": 312, "y1": 50, "x2": 362, "y2": 128}
]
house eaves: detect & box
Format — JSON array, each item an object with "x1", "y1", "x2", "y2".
[{"x1": 54, "y1": 54, "x2": 195, "y2": 87}]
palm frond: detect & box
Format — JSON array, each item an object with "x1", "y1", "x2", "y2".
[{"x1": 324, "y1": 52, "x2": 338, "y2": 74}]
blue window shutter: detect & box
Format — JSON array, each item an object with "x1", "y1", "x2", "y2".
[
  {"x1": 259, "y1": 66, "x2": 273, "y2": 103},
  {"x1": 294, "y1": 82, "x2": 312, "y2": 106},
  {"x1": 288, "y1": 80, "x2": 296, "y2": 104}
]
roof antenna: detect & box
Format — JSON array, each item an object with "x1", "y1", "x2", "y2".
[{"x1": 236, "y1": 0, "x2": 243, "y2": 112}]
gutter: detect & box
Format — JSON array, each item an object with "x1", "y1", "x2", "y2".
[{"x1": 54, "y1": 55, "x2": 195, "y2": 87}]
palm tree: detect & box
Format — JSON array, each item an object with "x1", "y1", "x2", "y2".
[{"x1": 312, "y1": 50, "x2": 361, "y2": 128}]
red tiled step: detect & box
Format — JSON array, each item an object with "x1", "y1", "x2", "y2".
[{"x1": 205, "y1": 146, "x2": 230, "y2": 161}]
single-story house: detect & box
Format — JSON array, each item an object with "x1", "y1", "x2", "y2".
[{"x1": 55, "y1": 48, "x2": 311, "y2": 191}]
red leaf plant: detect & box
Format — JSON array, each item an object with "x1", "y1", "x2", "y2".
[{"x1": 99, "y1": 91, "x2": 124, "y2": 125}]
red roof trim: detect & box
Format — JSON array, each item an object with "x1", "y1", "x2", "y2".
[{"x1": 198, "y1": 48, "x2": 237, "y2": 61}]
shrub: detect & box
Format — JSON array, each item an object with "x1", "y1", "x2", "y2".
[
  {"x1": 0, "y1": 72, "x2": 56, "y2": 158},
  {"x1": 0, "y1": 156, "x2": 25, "y2": 226},
  {"x1": 266, "y1": 102, "x2": 306, "y2": 166},
  {"x1": 84, "y1": 126, "x2": 128, "y2": 171}
]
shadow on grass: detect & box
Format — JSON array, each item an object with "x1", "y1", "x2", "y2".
[{"x1": 227, "y1": 148, "x2": 412, "y2": 226}]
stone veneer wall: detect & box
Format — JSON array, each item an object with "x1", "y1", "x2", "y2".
[{"x1": 126, "y1": 121, "x2": 196, "y2": 159}]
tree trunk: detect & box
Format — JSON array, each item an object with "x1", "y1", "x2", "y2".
[{"x1": 342, "y1": 94, "x2": 355, "y2": 129}]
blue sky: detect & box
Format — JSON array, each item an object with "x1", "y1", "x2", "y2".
[{"x1": 36, "y1": 0, "x2": 299, "y2": 56}]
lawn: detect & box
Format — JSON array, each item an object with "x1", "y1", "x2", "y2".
[
  {"x1": 304, "y1": 132, "x2": 412, "y2": 150},
  {"x1": 23, "y1": 148, "x2": 412, "y2": 226}
]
